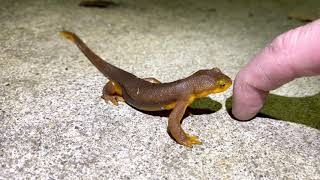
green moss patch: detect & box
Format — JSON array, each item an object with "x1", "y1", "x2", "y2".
[{"x1": 226, "y1": 93, "x2": 320, "y2": 130}]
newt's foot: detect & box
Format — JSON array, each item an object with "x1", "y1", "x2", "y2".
[
  {"x1": 101, "y1": 95, "x2": 124, "y2": 106},
  {"x1": 186, "y1": 111, "x2": 194, "y2": 117},
  {"x1": 181, "y1": 134, "x2": 202, "y2": 148}
]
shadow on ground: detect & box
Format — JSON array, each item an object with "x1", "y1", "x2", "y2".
[
  {"x1": 225, "y1": 92, "x2": 320, "y2": 130},
  {"x1": 131, "y1": 97, "x2": 222, "y2": 143},
  {"x1": 132, "y1": 97, "x2": 222, "y2": 118}
]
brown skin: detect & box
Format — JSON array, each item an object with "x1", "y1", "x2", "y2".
[{"x1": 60, "y1": 31, "x2": 232, "y2": 147}]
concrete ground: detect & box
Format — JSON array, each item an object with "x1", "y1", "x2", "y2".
[{"x1": 0, "y1": 0, "x2": 319, "y2": 179}]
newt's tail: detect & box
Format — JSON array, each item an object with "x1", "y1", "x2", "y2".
[
  {"x1": 59, "y1": 31, "x2": 135, "y2": 83},
  {"x1": 60, "y1": 31, "x2": 77, "y2": 42}
]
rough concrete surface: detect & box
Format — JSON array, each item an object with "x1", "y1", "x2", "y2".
[{"x1": 0, "y1": 0, "x2": 319, "y2": 179}]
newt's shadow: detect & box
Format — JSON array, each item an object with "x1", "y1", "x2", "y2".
[
  {"x1": 131, "y1": 97, "x2": 221, "y2": 143},
  {"x1": 225, "y1": 92, "x2": 320, "y2": 130},
  {"x1": 132, "y1": 97, "x2": 222, "y2": 118}
]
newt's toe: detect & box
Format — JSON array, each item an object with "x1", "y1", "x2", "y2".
[
  {"x1": 188, "y1": 135, "x2": 202, "y2": 145},
  {"x1": 101, "y1": 95, "x2": 119, "y2": 106},
  {"x1": 181, "y1": 134, "x2": 202, "y2": 148}
]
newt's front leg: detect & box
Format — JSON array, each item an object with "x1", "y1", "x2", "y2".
[
  {"x1": 101, "y1": 81, "x2": 124, "y2": 106},
  {"x1": 102, "y1": 77, "x2": 159, "y2": 105},
  {"x1": 168, "y1": 101, "x2": 202, "y2": 147}
]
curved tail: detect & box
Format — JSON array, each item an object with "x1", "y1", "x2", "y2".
[{"x1": 60, "y1": 31, "x2": 135, "y2": 83}]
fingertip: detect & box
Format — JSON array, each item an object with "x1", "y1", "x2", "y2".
[
  {"x1": 231, "y1": 71, "x2": 268, "y2": 121},
  {"x1": 232, "y1": 20, "x2": 320, "y2": 121},
  {"x1": 231, "y1": 105, "x2": 256, "y2": 121}
]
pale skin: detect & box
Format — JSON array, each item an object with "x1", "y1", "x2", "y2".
[{"x1": 232, "y1": 19, "x2": 320, "y2": 120}]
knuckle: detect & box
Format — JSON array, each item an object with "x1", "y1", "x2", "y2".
[{"x1": 267, "y1": 32, "x2": 294, "y2": 55}]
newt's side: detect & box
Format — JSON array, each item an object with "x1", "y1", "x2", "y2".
[{"x1": 60, "y1": 31, "x2": 232, "y2": 147}]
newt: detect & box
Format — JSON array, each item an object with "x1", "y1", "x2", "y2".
[{"x1": 60, "y1": 31, "x2": 232, "y2": 147}]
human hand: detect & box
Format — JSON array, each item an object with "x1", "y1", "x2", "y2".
[{"x1": 232, "y1": 20, "x2": 320, "y2": 120}]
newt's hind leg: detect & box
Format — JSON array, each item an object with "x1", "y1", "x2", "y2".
[
  {"x1": 168, "y1": 101, "x2": 202, "y2": 147},
  {"x1": 144, "y1": 77, "x2": 161, "y2": 84},
  {"x1": 101, "y1": 81, "x2": 124, "y2": 106}
]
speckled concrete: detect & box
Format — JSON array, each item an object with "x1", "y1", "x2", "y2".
[{"x1": 0, "y1": 0, "x2": 319, "y2": 179}]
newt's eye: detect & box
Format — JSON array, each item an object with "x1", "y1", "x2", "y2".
[
  {"x1": 212, "y1": 78, "x2": 231, "y2": 93},
  {"x1": 220, "y1": 83, "x2": 226, "y2": 88},
  {"x1": 217, "y1": 79, "x2": 226, "y2": 88}
]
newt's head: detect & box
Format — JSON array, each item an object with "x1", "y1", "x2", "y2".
[{"x1": 191, "y1": 68, "x2": 232, "y2": 98}]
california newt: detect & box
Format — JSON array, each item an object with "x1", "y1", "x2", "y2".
[{"x1": 60, "y1": 31, "x2": 232, "y2": 147}]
